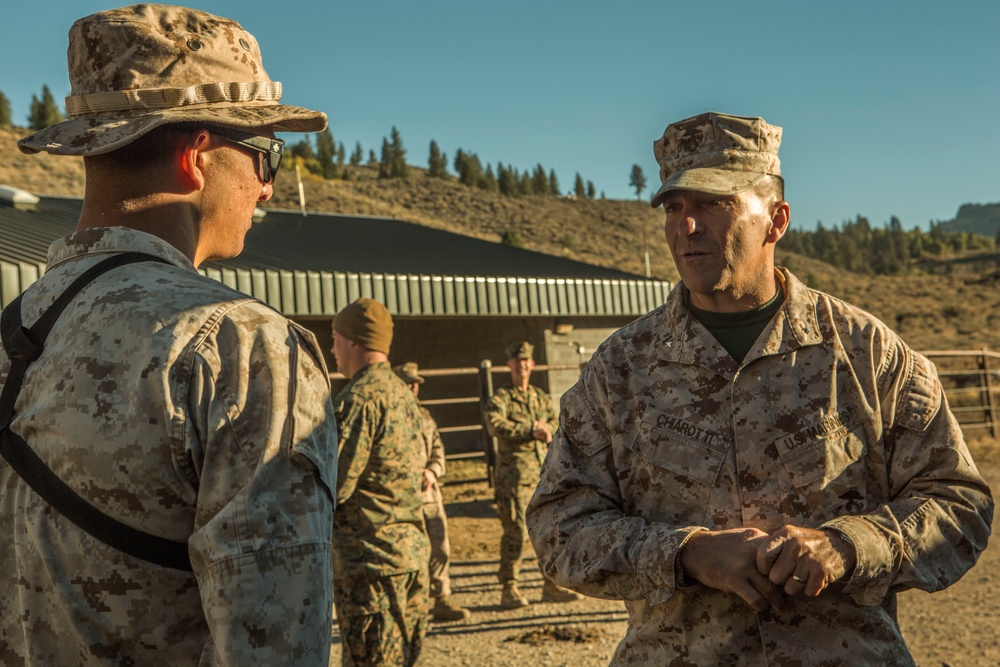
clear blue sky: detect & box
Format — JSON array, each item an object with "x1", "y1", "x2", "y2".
[{"x1": 2, "y1": 1, "x2": 998, "y2": 230}]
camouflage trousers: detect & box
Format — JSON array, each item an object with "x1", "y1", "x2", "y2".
[
  {"x1": 334, "y1": 569, "x2": 428, "y2": 667},
  {"x1": 496, "y1": 482, "x2": 535, "y2": 582},
  {"x1": 424, "y1": 487, "x2": 453, "y2": 598}
]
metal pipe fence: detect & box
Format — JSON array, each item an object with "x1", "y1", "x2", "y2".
[{"x1": 922, "y1": 349, "x2": 1000, "y2": 437}]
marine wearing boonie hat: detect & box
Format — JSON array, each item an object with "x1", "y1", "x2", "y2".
[
  {"x1": 393, "y1": 362, "x2": 424, "y2": 385},
  {"x1": 649, "y1": 112, "x2": 782, "y2": 208},
  {"x1": 17, "y1": 4, "x2": 326, "y2": 156},
  {"x1": 506, "y1": 341, "x2": 534, "y2": 360}
]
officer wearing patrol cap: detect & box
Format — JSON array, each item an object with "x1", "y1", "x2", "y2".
[
  {"x1": 331, "y1": 298, "x2": 430, "y2": 665},
  {"x1": 393, "y1": 361, "x2": 473, "y2": 622},
  {"x1": 1, "y1": 5, "x2": 337, "y2": 665},
  {"x1": 527, "y1": 112, "x2": 993, "y2": 664},
  {"x1": 485, "y1": 341, "x2": 582, "y2": 608}
]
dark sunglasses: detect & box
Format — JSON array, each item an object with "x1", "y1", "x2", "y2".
[{"x1": 211, "y1": 129, "x2": 284, "y2": 184}]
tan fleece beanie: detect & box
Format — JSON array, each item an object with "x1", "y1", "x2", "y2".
[{"x1": 333, "y1": 298, "x2": 393, "y2": 355}]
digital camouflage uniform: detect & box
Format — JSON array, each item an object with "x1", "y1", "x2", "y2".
[
  {"x1": 333, "y1": 361, "x2": 430, "y2": 667},
  {"x1": 527, "y1": 269, "x2": 993, "y2": 666},
  {"x1": 419, "y1": 404, "x2": 454, "y2": 598},
  {"x1": 0, "y1": 227, "x2": 338, "y2": 666},
  {"x1": 486, "y1": 382, "x2": 558, "y2": 583}
]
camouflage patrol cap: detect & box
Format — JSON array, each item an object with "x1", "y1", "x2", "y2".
[
  {"x1": 649, "y1": 112, "x2": 782, "y2": 208},
  {"x1": 393, "y1": 362, "x2": 425, "y2": 384},
  {"x1": 506, "y1": 341, "x2": 534, "y2": 360},
  {"x1": 18, "y1": 4, "x2": 327, "y2": 156}
]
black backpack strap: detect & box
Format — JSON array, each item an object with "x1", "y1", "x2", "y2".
[{"x1": 0, "y1": 252, "x2": 194, "y2": 572}]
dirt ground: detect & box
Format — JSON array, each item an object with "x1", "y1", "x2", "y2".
[{"x1": 329, "y1": 436, "x2": 1000, "y2": 667}]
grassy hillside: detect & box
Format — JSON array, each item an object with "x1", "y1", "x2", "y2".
[
  {"x1": 0, "y1": 125, "x2": 675, "y2": 282},
  {"x1": 3, "y1": 124, "x2": 1000, "y2": 352}
]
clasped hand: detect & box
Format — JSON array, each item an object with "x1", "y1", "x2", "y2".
[{"x1": 679, "y1": 526, "x2": 856, "y2": 614}]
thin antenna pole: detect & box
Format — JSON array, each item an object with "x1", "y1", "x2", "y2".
[{"x1": 295, "y1": 162, "x2": 307, "y2": 217}]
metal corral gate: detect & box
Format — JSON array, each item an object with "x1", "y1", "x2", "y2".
[{"x1": 923, "y1": 349, "x2": 1000, "y2": 438}]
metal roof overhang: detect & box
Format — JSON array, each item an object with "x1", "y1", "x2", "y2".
[{"x1": 0, "y1": 194, "x2": 672, "y2": 317}]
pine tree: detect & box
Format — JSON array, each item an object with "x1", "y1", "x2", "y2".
[
  {"x1": 548, "y1": 168, "x2": 560, "y2": 196},
  {"x1": 531, "y1": 164, "x2": 548, "y2": 195},
  {"x1": 290, "y1": 138, "x2": 316, "y2": 161},
  {"x1": 378, "y1": 137, "x2": 393, "y2": 179},
  {"x1": 520, "y1": 172, "x2": 533, "y2": 195},
  {"x1": 482, "y1": 164, "x2": 498, "y2": 192},
  {"x1": 389, "y1": 126, "x2": 408, "y2": 178},
  {"x1": 428, "y1": 140, "x2": 448, "y2": 178},
  {"x1": 288, "y1": 138, "x2": 320, "y2": 174},
  {"x1": 368, "y1": 149, "x2": 378, "y2": 165},
  {"x1": 27, "y1": 85, "x2": 64, "y2": 130},
  {"x1": 0, "y1": 90, "x2": 11, "y2": 127},
  {"x1": 586, "y1": 180, "x2": 596, "y2": 199},
  {"x1": 336, "y1": 142, "x2": 346, "y2": 166},
  {"x1": 629, "y1": 164, "x2": 647, "y2": 200},
  {"x1": 464, "y1": 153, "x2": 484, "y2": 186},
  {"x1": 315, "y1": 128, "x2": 337, "y2": 179},
  {"x1": 349, "y1": 142, "x2": 363, "y2": 166},
  {"x1": 498, "y1": 163, "x2": 518, "y2": 196},
  {"x1": 574, "y1": 173, "x2": 585, "y2": 198}
]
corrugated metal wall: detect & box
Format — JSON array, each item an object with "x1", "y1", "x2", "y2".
[
  {"x1": 199, "y1": 267, "x2": 672, "y2": 317},
  {"x1": 2, "y1": 260, "x2": 671, "y2": 317}
]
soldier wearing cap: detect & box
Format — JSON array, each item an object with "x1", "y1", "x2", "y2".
[
  {"x1": 527, "y1": 112, "x2": 993, "y2": 664},
  {"x1": 485, "y1": 341, "x2": 582, "y2": 608},
  {"x1": 393, "y1": 361, "x2": 473, "y2": 622},
  {"x1": 331, "y1": 298, "x2": 430, "y2": 666},
  {"x1": 0, "y1": 5, "x2": 337, "y2": 665}
]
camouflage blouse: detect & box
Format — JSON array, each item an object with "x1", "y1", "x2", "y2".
[
  {"x1": 0, "y1": 227, "x2": 338, "y2": 666},
  {"x1": 528, "y1": 269, "x2": 993, "y2": 666}
]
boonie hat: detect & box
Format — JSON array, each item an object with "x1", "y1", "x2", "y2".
[
  {"x1": 649, "y1": 112, "x2": 781, "y2": 208},
  {"x1": 18, "y1": 4, "x2": 327, "y2": 156},
  {"x1": 333, "y1": 298, "x2": 393, "y2": 356},
  {"x1": 393, "y1": 362, "x2": 425, "y2": 385},
  {"x1": 506, "y1": 341, "x2": 534, "y2": 360}
]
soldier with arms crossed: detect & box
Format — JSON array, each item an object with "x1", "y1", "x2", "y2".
[
  {"x1": 0, "y1": 5, "x2": 337, "y2": 665},
  {"x1": 486, "y1": 341, "x2": 583, "y2": 608},
  {"x1": 527, "y1": 112, "x2": 993, "y2": 665}
]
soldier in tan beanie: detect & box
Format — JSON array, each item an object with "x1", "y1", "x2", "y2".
[
  {"x1": 331, "y1": 299, "x2": 430, "y2": 665},
  {"x1": 528, "y1": 112, "x2": 993, "y2": 664},
  {"x1": 0, "y1": 5, "x2": 338, "y2": 666}
]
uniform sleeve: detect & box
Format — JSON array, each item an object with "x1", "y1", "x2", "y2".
[
  {"x1": 334, "y1": 392, "x2": 380, "y2": 505},
  {"x1": 185, "y1": 306, "x2": 336, "y2": 666},
  {"x1": 822, "y1": 343, "x2": 994, "y2": 606},
  {"x1": 527, "y1": 361, "x2": 705, "y2": 604},
  {"x1": 485, "y1": 391, "x2": 532, "y2": 441},
  {"x1": 542, "y1": 391, "x2": 558, "y2": 435},
  {"x1": 423, "y1": 410, "x2": 446, "y2": 480}
]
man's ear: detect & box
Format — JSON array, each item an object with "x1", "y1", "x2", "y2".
[
  {"x1": 767, "y1": 201, "x2": 791, "y2": 243},
  {"x1": 177, "y1": 128, "x2": 212, "y2": 192}
]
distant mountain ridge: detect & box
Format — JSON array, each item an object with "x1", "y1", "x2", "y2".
[{"x1": 939, "y1": 202, "x2": 1000, "y2": 236}]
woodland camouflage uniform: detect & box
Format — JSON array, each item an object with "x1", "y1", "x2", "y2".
[
  {"x1": 333, "y1": 361, "x2": 430, "y2": 666},
  {"x1": 527, "y1": 269, "x2": 993, "y2": 665},
  {"x1": 485, "y1": 374, "x2": 558, "y2": 584}
]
